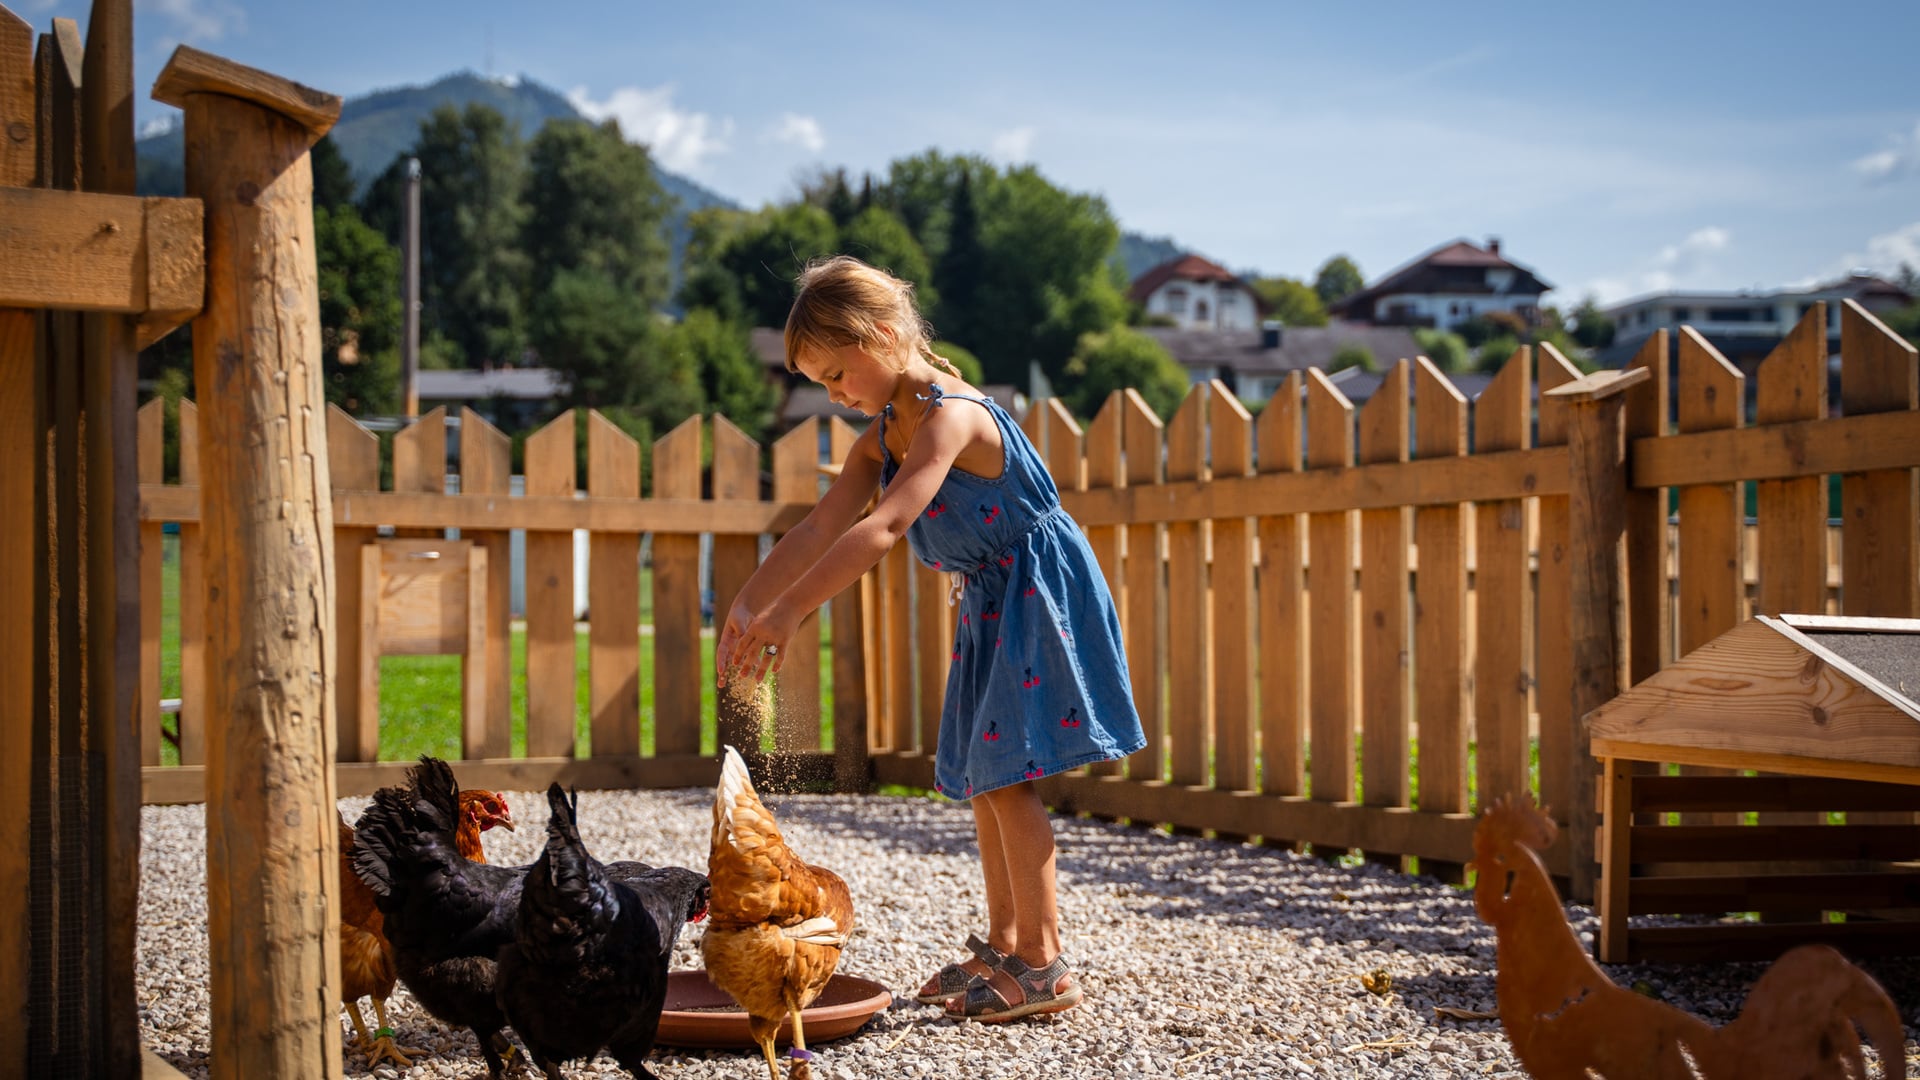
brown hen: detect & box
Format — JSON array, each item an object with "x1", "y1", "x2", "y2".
[
  {"x1": 338, "y1": 789, "x2": 513, "y2": 1068},
  {"x1": 702, "y1": 746, "x2": 855, "y2": 1080}
]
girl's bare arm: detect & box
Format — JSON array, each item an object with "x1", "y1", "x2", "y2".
[{"x1": 729, "y1": 423, "x2": 883, "y2": 616}]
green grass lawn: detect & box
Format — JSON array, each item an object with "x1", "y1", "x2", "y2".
[{"x1": 156, "y1": 536, "x2": 833, "y2": 766}]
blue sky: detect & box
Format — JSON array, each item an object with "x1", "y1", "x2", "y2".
[{"x1": 20, "y1": 0, "x2": 1920, "y2": 307}]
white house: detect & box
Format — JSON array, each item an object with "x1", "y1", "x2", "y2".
[
  {"x1": 1129, "y1": 254, "x2": 1261, "y2": 331},
  {"x1": 1329, "y1": 238, "x2": 1552, "y2": 331},
  {"x1": 1601, "y1": 273, "x2": 1911, "y2": 345}
]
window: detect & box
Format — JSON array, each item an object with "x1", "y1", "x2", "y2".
[
  {"x1": 1165, "y1": 286, "x2": 1188, "y2": 314},
  {"x1": 1706, "y1": 307, "x2": 1757, "y2": 322},
  {"x1": 1670, "y1": 307, "x2": 1691, "y2": 323},
  {"x1": 1195, "y1": 299, "x2": 1210, "y2": 322}
]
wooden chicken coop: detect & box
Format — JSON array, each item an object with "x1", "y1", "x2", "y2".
[{"x1": 1589, "y1": 614, "x2": 1920, "y2": 964}]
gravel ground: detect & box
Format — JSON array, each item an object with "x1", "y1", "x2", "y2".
[{"x1": 139, "y1": 788, "x2": 1920, "y2": 1079}]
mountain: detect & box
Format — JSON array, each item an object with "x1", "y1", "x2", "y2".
[
  {"x1": 1114, "y1": 232, "x2": 1187, "y2": 284},
  {"x1": 134, "y1": 71, "x2": 739, "y2": 283}
]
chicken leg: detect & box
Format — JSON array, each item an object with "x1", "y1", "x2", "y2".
[
  {"x1": 785, "y1": 990, "x2": 813, "y2": 1080},
  {"x1": 364, "y1": 996, "x2": 425, "y2": 1068}
]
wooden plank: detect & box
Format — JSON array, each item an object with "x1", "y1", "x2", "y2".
[
  {"x1": 325, "y1": 405, "x2": 378, "y2": 761},
  {"x1": 1597, "y1": 758, "x2": 1633, "y2": 962},
  {"x1": 1356, "y1": 362, "x2": 1409, "y2": 817},
  {"x1": 1626, "y1": 920, "x2": 1920, "y2": 964},
  {"x1": 357, "y1": 544, "x2": 383, "y2": 746},
  {"x1": 1627, "y1": 872, "x2": 1920, "y2": 915},
  {"x1": 653, "y1": 415, "x2": 704, "y2": 756},
  {"x1": 1209, "y1": 382, "x2": 1255, "y2": 794},
  {"x1": 1122, "y1": 391, "x2": 1164, "y2": 781},
  {"x1": 1594, "y1": 738, "x2": 1920, "y2": 788},
  {"x1": 1623, "y1": 333, "x2": 1671, "y2": 683},
  {"x1": 587, "y1": 411, "x2": 641, "y2": 758},
  {"x1": 882, "y1": 543, "x2": 914, "y2": 753},
  {"x1": 152, "y1": 43, "x2": 340, "y2": 137},
  {"x1": 771, "y1": 418, "x2": 821, "y2": 750},
  {"x1": 138, "y1": 398, "x2": 164, "y2": 766},
  {"x1": 1840, "y1": 300, "x2": 1919, "y2": 618},
  {"x1": 1306, "y1": 370, "x2": 1356, "y2": 808},
  {"x1": 0, "y1": 22, "x2": 37, "y2": 1046},
  {"x1": 1412, "y1": 360, "x2": 1469, "y2": 824},
  {"x1": 390, "y1": 405, "x2": 445, "y2": 540},
  {"x1": 523, "y1": 410, "x2": 577, "y2": 758},
  {"x1": 710, "y1": 414, "x2": 763, "y2": 755},
  {"x1": 181, "y1": 81, "x2": 344, "y2": 1076},
  {"x1": 1082, "y1": 394, "x2": 1125, "y2": 778},
  {"x1": 1632, "y1": 409, "x2": 1920, "y2": 488},
  {"x1": 0, "y1": 188, "x2": 203, "y2": 317},
  {"x1": 1060, "y1": 444, "x2": 1568, "y2": 526},
  {"x1": 826, "y1": 417, "x2": 869, "y2": 789},
  {"x1": 1165, "y1": 385, "x2": 1210, "y2": 788},
  {"x1": 1628, "y1": 823, "x2": 1920, "y2": 864},
  {"x1": 176, "y1": 400, "x2": 205, "y2": 765},
  {"x1": 81, "y1": 2, "x2": 146, "y2": 1070},
  {"x1": 1256, "y1": 373, "x2": 1306, "y2": 802},
  {"x1": 457, "y1": 408, "x2": 511, "y2": 759},
  {"x1": 144, "y1": 752, "x2": 847, "y2": 803},
  {"x1": 1632, "y1": 774, "x2": 1920, "y2": 814},
  {"x1": 913, "y1": 561, "x2": 949, "y2": 759},
  {"x1": 1473, "y1": 348, "x2": 1534, "y2": 809},
  {"x1": 1756, "y1": 307, "x2": 1831, "y2": 618},
  {"x1": 1534, "y1": 345, "x2": 1581, "y2": 816},
  {"x1": 1675, "y1": 329, "x2": 1745, "y2": 825}
]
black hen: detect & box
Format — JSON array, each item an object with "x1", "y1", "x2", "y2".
[
  {"x1": 350, "y1": 757, "x2": 527, "y2": 1078},
  {"x1": 497, "y1": 783, "x2": 711, "y2": 1079}
]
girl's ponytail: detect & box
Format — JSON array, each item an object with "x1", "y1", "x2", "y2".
[{"x1": 919, "y1": 340, "x2": 963, "y2": 380}]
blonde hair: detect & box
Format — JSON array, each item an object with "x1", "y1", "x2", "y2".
[{"x1": 784, "y1": 255, "x2": 962, "y2": 378}]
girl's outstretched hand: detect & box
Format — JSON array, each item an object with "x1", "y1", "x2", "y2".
[{"x1": 716, "y1": 599, "x2": 799, "y2": 687}]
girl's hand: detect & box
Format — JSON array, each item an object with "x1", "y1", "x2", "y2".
[
  {"x1": 719, "y1": 600, "x2": 801, "y2": 687},
  {"x1": 715, "y1": 599, "x2": 754, "y2": 687}
]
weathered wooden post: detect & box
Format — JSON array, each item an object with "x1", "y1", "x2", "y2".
[
  {"x1": 153, "y1": 45, "x2": 344, "y2": 1078},
  {"x1": 1549, "y1": 366, "x2": 1648, "y2": 905}
]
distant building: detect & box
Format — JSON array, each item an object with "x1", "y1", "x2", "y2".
[
  {"x1": 1599, "y1": 273, "x2": 1911, "y2": 366},
  {"x1": 1330, "y1": 238, "x2": 1552, "y2": 331},
  {"x1": 1128, "y1": 254, "x2": 1262, "y2": 331},
  {"x1": 1143, "y1": 322, "x2": 1424, "y2": 404},
  {"x1": 416, "y1": 367, "x2": 566, "y2": 431}
]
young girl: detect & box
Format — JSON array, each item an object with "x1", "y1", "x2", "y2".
[{"x1": 716, "y1": 255, "x2": 1144, "y2": 1023}]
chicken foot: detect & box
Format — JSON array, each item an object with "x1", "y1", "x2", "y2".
[{"x1": 363, "y1": 997, "x2": 426, "y2": 1068}]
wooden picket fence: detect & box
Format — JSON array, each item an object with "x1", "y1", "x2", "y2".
[{"x1": 137, "y1": 302, "x2": 1920, "y2": 889}]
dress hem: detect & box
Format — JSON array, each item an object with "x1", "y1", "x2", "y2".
[{"x1": 940, "y1": 737, "x2": 1147, "y2": 801}]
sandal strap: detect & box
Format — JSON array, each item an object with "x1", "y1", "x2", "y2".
[
  {"x1": 964, "y1": 933, "x2": 1009, "y2": 967},
  {"x1": 1001, "y1": 954, "x2": 1074, "y2": 1005}
]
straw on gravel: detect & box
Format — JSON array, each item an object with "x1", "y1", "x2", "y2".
[{"x1": 139, "y1": 790, "x2": 1920, "y2": 1079}]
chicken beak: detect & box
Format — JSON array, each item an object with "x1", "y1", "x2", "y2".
[{"x1": 497, "y1": 814, "x2": 515, "y2": 832}]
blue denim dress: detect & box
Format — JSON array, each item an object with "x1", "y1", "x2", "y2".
[{"x1": 878, "y1": 386, "x2": 1146, "y2": 798}]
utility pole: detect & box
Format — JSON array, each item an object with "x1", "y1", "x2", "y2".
[{"x1": 402, "y1": 156, "x2": 421, "y2": 420}]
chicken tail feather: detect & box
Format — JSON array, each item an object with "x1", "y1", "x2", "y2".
[
  {"x1": 520, "y1": 783, "x2": 617, "y2": 964},
  {"x1": 348, "y1": 756, "x2": 462, "y2": 897},
  {"x1": 782, "y1": 916, "x2": 848, "y2": 947}
]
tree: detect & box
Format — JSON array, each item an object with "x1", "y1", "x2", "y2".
[
  {"x1": 1062, "y1": 327, "x2": 1189, "y2": 420},
  {"x1": 872, "y1": 150, "x2": 993, "y2": 260},
  {"x1": 932, "y1": 166, "x2": 985, "y2": 348},
  {"x1": 362, "y1": 103, "x2": 530, "y2": 369},
  {"x1": 662, "y1": 309, "x2": 777, "y2": 442},
  {"x1": 523, "y1": 118, "x2": 673, "y2": 309},
  {"x1": 1477, "y1": 334, "x2": 1522, "y2": 372},
  {"x1": 311, "y1": 134, "x2": 356, "y2": 213},
  {"x1": 930, "y1": 340, "x2": 984, "y2": 385},
  {"x1": 1313, "y1": 255, "x2": 1364, "y2": 306},
  {"x1": 1413, "y1": 328, "x2": 1472, "y2": 373},
  {"x1": 692, "y1": 202, "x2": 839, "y2": 329},
  {"x1": 315, "y1": 205, "x2": 403, "y2": 415},
  {"x1": 1329, "y1": 342, "x2": 1376, "y2": 373},
  {"x1": 1248, "y1": 276, "x2": 1328, "y2": 327},
  {"x1": 1568, "y1": 295, "x2": 1617, "y2": 349},
  {"x1": 838, "y1": 205, "x2": 935, "y2": 309},
  {"x1": 529, "y1": 268, "x2": 701, "y2": 432}
]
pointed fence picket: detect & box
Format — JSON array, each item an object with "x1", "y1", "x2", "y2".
[{"x1": 133, "y1": 304, "x2": 1920, "y2": 897}]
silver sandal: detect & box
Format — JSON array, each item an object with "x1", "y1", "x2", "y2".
[
  {"x1": 945, "y1": 953, "x2": 1082, "y2": 1022},
  {"x1": 914, "y1": 934, "x2": 1008, "y2": 1004}
]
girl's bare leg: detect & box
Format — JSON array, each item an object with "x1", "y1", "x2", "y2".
[
  {"x1": 970, "y1": 781, "x2": 1071, "y2": 1005},
  {"x1": 918, "y1": 793, "x2": 1019, "y2": 997}
]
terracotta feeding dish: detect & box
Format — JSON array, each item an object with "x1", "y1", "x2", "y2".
[{"x1": 654, "y1": 970, "x2": 892, "y2": 1050}]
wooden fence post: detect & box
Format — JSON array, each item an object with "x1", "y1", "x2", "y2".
[
  {"x1": 155, "y1": 45, "x2": 344, "y2": 1079},
  {"x1": 1550, "y1": 366, "x2": 1647, "y2": 905}
]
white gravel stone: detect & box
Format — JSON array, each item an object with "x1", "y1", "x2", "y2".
[{"x1": 137, "y1": 788, "x2": 1919, "y2": 1078}]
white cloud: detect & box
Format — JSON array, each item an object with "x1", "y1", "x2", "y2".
[
  {"x1": 140, "y1": 114, "x2": 176, "y2": 138},
  {"x1": 990, "y1": 126, "x2": 1036, "y2": 163},
  {"x1": 1852, "y1": 122, "x2": 1920, "y2": 183},
  {"x1": 766, "y1": 113, "x2": 824, "y2": 153},
  {"x1": 1578, "y1": 226, "x2": 1732, "y2": 306},
  {"x1": 566, "y1": 84, "x2": 732, "y2": 174},
  {"x1": 135, "y1": 0, "x2": 245, "y2": 41},
  {"x1": 1814, "y1": 221, "x2": 1920, "y2": 282}
]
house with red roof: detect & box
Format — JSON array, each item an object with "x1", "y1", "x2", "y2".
[
  {"x1": 1329, "y1": 237, "x2": 1552, "y2": 331},
  {"x1": 1128, "y1": 253, "x2": 1262, "y2": 331}
]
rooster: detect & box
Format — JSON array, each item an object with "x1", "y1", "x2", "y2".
[
  {"x1": 1471, "y1": 793, "x2": 1906, "y2": 1079},
  {"x1": 497, "y1": 784, "x2": 710, "y2": 1079},
  {"x1": 351, "y1": 758, "x2": 530, "y2": 1078},
  {"x1": 337, "y1": 789, "x2": 513, "y2": 1068},
  {"x1": 702, "y1": 746, "x2": 856, "y2": 1080}
]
